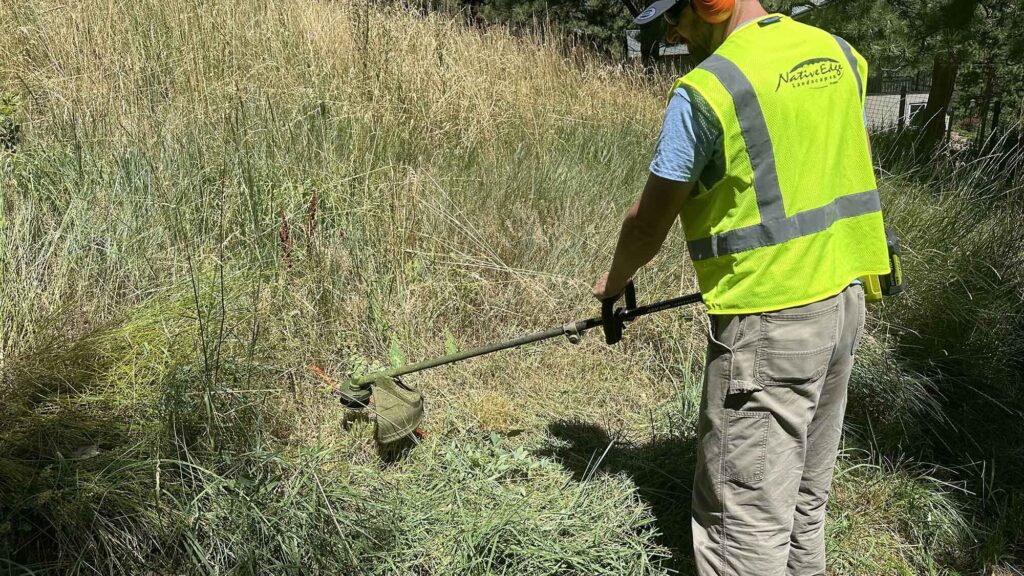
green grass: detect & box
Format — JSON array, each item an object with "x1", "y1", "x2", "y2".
[{"x1": 2, "y1": 0, "x2": 1022, "y2": 573}]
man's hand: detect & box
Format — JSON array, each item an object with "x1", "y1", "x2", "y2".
[
  {"x1": 592, "y1": 271, "x2": 629, "y2": 301},
  {"x1": 592, "y1": 173, "x2": 694, "y2": 301}
]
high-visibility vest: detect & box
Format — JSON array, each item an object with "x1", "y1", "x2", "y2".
[{"x1": 675, "y1": 14, "x2": 890, "y2": 315}]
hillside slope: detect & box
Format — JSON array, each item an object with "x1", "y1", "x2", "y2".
[{"x1": 2, "y1": 1, "x2": 1022, "y2": 573}]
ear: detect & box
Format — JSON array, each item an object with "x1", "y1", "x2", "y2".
[{"x1": 692, "y1": 0, "x2": 734, "y2": 23}]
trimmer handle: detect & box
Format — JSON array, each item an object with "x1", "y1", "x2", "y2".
[{"x1": 602, "y1": 280, "x2": 636, "y2": 345}]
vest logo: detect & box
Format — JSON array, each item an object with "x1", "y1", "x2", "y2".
[{"x1": 776, "y1": 58, "x2": 844, "y2": 92}]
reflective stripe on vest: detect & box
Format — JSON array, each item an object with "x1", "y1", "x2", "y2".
[
  {"x1": 832, "y1": 36, "x2": 863, "y2": 101},
  {"x1": 688, "y1": 188, "x2": 881, "y2": 259},
  {"x1": 685, "y1": 43, "x2": 880, "y2": 262}
]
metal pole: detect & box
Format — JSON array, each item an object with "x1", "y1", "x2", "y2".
[
  {"x1": 354, "y1": 323, "x2": 586, "y2": 385},
  {"x1": 353, "y1": 291, "x2": 703, "y2": 386},
  {"x1": 898, "y1": 84, "x2": 907, "y2": 132},
  {"x1": 622, "y1": 291, "x2": 703, "y2": 320}
]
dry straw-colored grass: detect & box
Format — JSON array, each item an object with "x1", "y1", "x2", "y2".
[{"x1": 2, "y1": 0, "x2": 1022, "y2": 573}]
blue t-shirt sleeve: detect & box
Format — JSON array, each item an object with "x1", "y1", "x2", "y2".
[{"x1": 649, "y1": 87, "x2": 720, "y2": 183}]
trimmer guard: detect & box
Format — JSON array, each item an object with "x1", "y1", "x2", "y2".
[{"x1": 370, "y1": 377, "x2": 424, "y2": 445}]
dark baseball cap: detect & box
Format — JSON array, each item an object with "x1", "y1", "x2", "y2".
[{"x1": 634, "y1": 0, "x2": 687, "y2": 25}]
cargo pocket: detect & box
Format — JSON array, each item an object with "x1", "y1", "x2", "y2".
[
  {"x1": 754, "y1": 300, "x2": 837, "y2": 386},
  {"x1": 724, "y1": 409, "x2": 770, "y2": 484}
]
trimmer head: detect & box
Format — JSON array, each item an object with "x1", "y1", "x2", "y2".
[
  {"x1": 309, "y1": 366, "x2": 425, "y2": 447},
  {"x1": 339, "y1": 375, "x2": 424, "y2": 446},
  {"x1": 337, "y1": 377, "x2": 373, "y2": 408}
]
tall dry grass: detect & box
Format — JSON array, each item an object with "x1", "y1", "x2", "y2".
[{"x1": 1, "y1": 0, "x2": 1021, "y2": 573}]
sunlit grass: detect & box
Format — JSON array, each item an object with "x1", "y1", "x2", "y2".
[{"x1": 2, "y1": 0, "x2": 1022, "y2": 573}]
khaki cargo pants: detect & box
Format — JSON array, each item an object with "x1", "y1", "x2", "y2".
[{"x1": 692, "y1": 284, "x2": 865, "y2": 576}]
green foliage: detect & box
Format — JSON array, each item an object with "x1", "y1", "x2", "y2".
[
  {"x1": 0, "y1": 91, "x2": 21, "y2": 153},
  {"x1": 359, "y1": 433, "x2": 667, "y2": 574},
  {"x1": 475, "y1": 0, "x2": 635, "y2": 55},
  {"x1": 826, "y1": 455, "x2": 969, "y2": 574},
  {"x1": 787, "y1": 0, "x2": 916, "y2": 72},
  {"x1": 0, "y1": 92, "x2": 19, "y2": 119},
  {"x1": 388, "y1": 333, "x2": 407, "y2": 366},
  {"x1": 954, "y1": 1, "x2": 1024, "y2": 117},
  {"x1": 444, "y1": 330, "x2": 459, "y2": 355}
]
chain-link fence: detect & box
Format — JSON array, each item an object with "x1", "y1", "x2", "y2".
[{"x1": 866, "y1": 72, "x2": 1022, "y2": 159}]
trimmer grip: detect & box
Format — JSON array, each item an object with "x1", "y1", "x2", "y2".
[
  {"x1": 602, "y1": 280, "x2": 635, "y2": 345},
  {"x1": 602, "y1": 295, "x2": 620, "y2": 345},
  {"x1": 624, "y1": 280, "x2": 637, "y2": 310}
]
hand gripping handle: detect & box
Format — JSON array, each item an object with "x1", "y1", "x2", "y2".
[{"x1": 602, "y1": 280, "x2": 637, "y2": 345}]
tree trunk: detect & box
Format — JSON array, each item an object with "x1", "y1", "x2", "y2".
[{"x1": 919, "y1": 52, "x2": 958, "y2": 157}]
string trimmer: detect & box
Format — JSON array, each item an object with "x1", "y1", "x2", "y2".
[{"x1": 317, "y1": 281, "x2": 702, "y2": 446}]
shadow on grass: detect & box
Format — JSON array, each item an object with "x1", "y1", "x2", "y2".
[
  {"x1": 539, "y1": 419, "x2": 699, "y2": 575},
  {"x1": 0, "y1": 380, "x2": 150, "y2": 569}
]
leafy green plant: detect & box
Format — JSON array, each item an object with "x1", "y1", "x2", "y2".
[{"x1": 0, "y1": 91, "x2": 20, "y2": 153}]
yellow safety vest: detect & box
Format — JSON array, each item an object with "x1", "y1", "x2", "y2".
[{"x1": 674, "y1": 14, "x2": 890, "y2": 314}]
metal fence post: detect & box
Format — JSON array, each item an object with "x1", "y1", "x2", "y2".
[{"x1": 898, "y1": 84, "x2": 907, "y2": 132}]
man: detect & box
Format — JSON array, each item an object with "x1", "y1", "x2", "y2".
[{"x1": 591, "y1": 0, "x2": 891, "y2": 574}]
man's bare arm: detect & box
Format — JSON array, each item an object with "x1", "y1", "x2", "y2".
[{"x1": 593, "y1": 173, "x2": 695, "y2": 299}]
